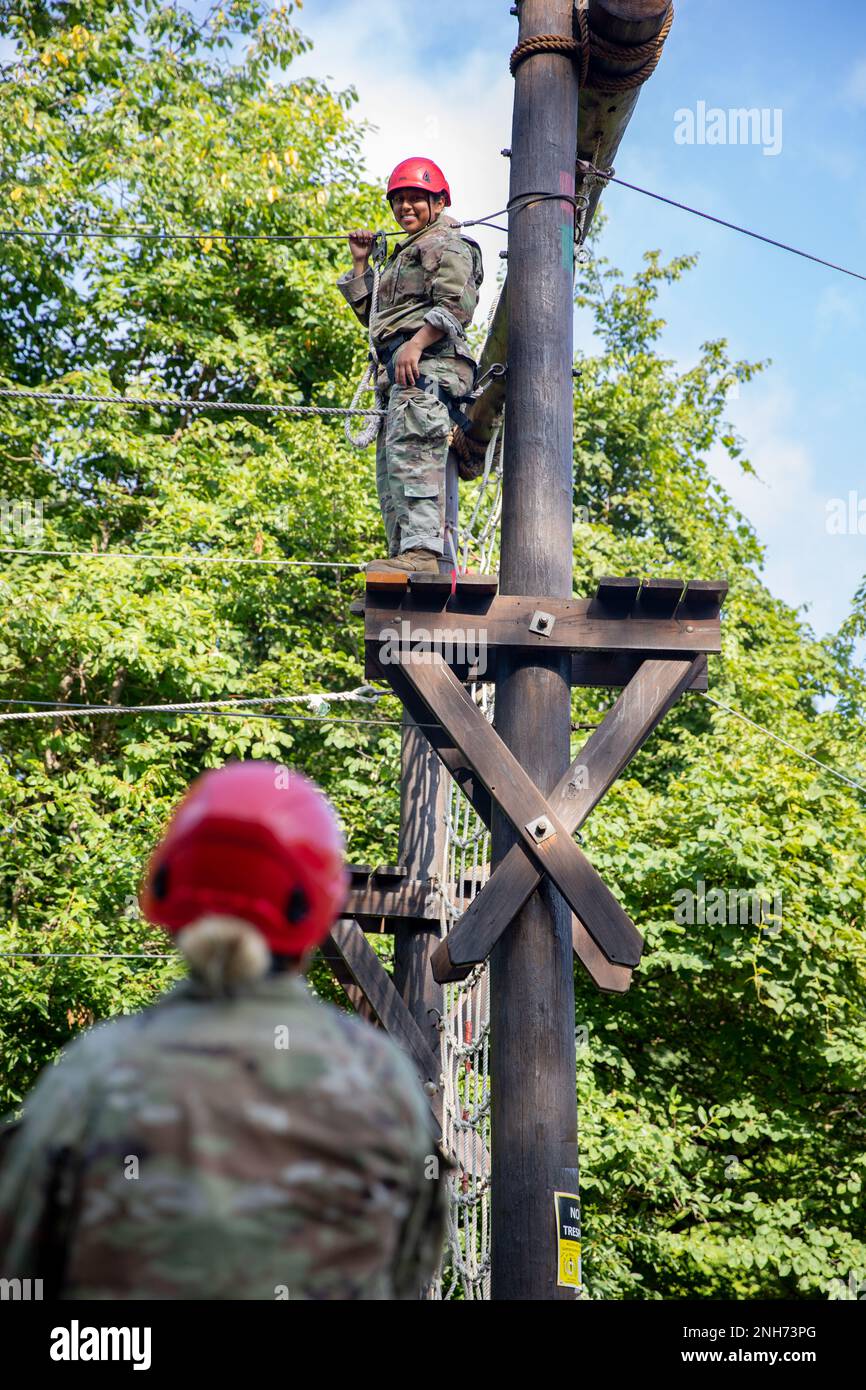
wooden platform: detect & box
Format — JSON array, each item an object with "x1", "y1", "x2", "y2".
[
  {"x1": 362, "y1": 569, "x2": 500, "y2": 605},
  {"x1": 341, "y1": 575, "x2": 728, "y2": 991},
  {"x1": 354, "y1": 574, "x2": 727, "y2": 690},
  {"x1": 341, "y1": 863, "x2": 441, "y2": 927}
]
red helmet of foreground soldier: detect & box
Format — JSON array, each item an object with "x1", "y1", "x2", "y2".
[
  {"x1": 387, "y1": 156, "x2": 451, "y2": 207},
  {"x1": 140, "y1": 761, "x2": 349, "y2": 957}
]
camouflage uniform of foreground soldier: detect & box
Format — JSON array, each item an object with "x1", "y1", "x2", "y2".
[
  {"x1": 339, "y1": 156, "x2": 484, "y2": 575},
  {"x1": 0, "y1": 762, "x2": 448, "y2": 1299}
]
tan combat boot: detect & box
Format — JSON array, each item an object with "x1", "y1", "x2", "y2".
[{"x1": 365, "y1": 548, "x2": 442, "y2": 576}]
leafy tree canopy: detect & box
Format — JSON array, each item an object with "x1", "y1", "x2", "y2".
[{"x1": 1, "y1": 0, "x2": 864, "y2": 1301}]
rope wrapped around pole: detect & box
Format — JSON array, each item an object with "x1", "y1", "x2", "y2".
[
  {"x1": 450, "y1": 424, "x2": 490, "y2": 481},
  {"x1": 510, "y1": 2, "x2": 674, "y2": 93}
]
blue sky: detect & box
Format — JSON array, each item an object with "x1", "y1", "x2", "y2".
[{"x1": 284, "y1": 0, "x2": 866, "y2": 639}]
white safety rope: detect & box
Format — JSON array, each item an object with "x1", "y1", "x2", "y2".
[{"x1": 344, "y1": 231, "x2": 389, "y2": 449}]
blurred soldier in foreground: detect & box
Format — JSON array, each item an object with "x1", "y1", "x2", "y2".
[{"x1": 0, "y1": 762, "x2": 448, "y2": 1299}]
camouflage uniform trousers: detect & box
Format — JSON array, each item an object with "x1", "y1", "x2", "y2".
[{"x1": 374, "y1": 350, "x2": 475, "y2": 558}]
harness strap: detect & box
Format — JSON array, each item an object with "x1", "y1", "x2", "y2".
[
  {"x1": 375, "y1": 329, "x2": 450, "y2": 362},
  {"x1": 379, "y1": 335, "x2": 478, "y2": 432},
  {"x1": 416, "y1": 375, "x2": 475, "y2": 433}
]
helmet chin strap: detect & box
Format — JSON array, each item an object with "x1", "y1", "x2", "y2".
[{"x1": 428, "y1": 192, "x2": 445, "y2": 225}]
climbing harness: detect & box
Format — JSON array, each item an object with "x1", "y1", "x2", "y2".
[
  {"x1": 379, "y1": 334, "x2": 477, "y2": 434},
  {"x1": 344, "y1": 225, "x2": 489, "y2": 450}
]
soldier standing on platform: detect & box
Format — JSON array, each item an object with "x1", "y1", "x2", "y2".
[{"x1": 338, "y1": 157, "x2": 484, "y2": 575}]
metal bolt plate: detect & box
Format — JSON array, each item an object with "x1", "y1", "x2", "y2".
[
  {"x1": 529, "y1": 609, "x2": 555, "y2": 636},
  {"x1": 526, "y1": 815, "x2": 555, "y2": 843}
]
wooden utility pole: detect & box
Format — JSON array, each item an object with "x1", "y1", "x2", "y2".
[
  {"x1": 490, "y1": 0, "x2": 581, "y2": 1301},
  {"x1": 391, "y1": 458, "x2": 460, "y2": 1053},
  {"x1": 464, "y1": 0, "x2": 673, "y2": 452},
  {"x1": 340, "y1": 0, "x2": 685, "y2": 1303},
  {"x1": 392, "y1": 711, "x2": 446, "y2": 1060}
]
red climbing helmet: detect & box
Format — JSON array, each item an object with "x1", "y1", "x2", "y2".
[
  {"x1": 140, "y1": 761, "x2": 349, "y2": 956},
  {"x1": 387, "y1": 156, "x2": 451, "y2": 207}
]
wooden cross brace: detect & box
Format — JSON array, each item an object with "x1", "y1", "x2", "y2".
[
  {"x1": 320, "y1": 920, "x2": 443, "y2": 1126},
  {"x1": 382, "y1": 648, "x2": 704, "y2": 992},
  {"x1": 322, "y1": 575, "x2": 723, "y2": 1149},
  {"x1": 320, "y1": 919, "x2": 490, "y2": 1173}
]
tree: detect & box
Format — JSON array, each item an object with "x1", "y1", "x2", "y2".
[
  {"x1": 0, "y1": 0, "x2": 398, "y2": 1105},
  {"x1": 1, "y1": 0, "x2": 864, "y2": 1301},
  {"x1": 568, "y1": 242, "x2": 866, "y2": 1299}
]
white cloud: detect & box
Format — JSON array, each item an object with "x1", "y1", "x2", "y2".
[
  {"x1": 843, "y1": 56, "x2": 866, "y2": 107},
  {"x1": 710, "y1": 386, "x2": 813, "y2": 528},
  {"x1": 287, "y1": 0, "x2": 512, "y2": 323},
  {"x1": 708, "y1": 385, "x2": 864, "y2": 635},
  {"x1": 815, "y1": 283, "x2": 861, "y2": 337}
]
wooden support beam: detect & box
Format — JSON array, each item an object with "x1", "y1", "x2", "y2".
[
  {"x1": 402, "y1": 572, "x2": 453, "y2": 604},
  {"x1": 386, "y1": 663, "x2": 493, "y2": 827},
  {"x1": 390, "y1": 651, "x2": 644, "y2": 968},
  {"x1": 680, "y1": 578, "x2": 729, "y2": 617},
  {"x1": 393, "y1": 705, "x2": 447, "y2": 1061},
  {"x1": 441, "y1": 916, "x2": 632, "y2": 993},
  {"x1": 387, "y1": 666, "x2": 631, "y2": 992},
  {"x1": 340, "y1": 878, "x2": 440, "y2": 925},
  {"x1": 387, "y1": 655, "x2": 688, "y2": 988},
  {"x1": 408, "y1": 571, "x2": 500, "y2": 605},
  {"x1": 595, "y1": 575, "x2": 641, "y2": 611},
  {"x1": 637, "y1": 577, "x2": 685, "y2": 617},
  {"x1": 431, "y1": 656, "x2": 701, "y2": 983},
  {"x1": 365, "y1": 592, "x2": 722, "y2": 656},
  {"x1": 321, "y1": 920, "x2": 443, "y2": 1132},
  {"x1": 365, "y1": 642, "x2": 709, "y2": 691},
  {"x1": 319, "y1": 939, "x2": 381, "y2": 1023},
  {"x1": 571, "y1": 915, "x2": 633, "y2": 994}
]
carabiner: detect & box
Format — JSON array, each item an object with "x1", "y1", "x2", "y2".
[{"x1": 371, "y1": 230, "x2": 389, "y2": 268}]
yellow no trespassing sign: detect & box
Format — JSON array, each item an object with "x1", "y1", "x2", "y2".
[{"x1": 554, "y1": 1191, "x2": 582, "y2": 1289}]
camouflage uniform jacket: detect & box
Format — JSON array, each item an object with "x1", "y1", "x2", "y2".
[
  {"x1": 0, "y1": 972, "x2": 447, "y2": 1300},
  {"x1": 337, "y1": 213, "x2": 483, "y2": 374}
]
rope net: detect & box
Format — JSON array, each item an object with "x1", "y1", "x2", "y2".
[{"x1": 433, "y1": 424, "x2": 502, "y2": 1300}]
